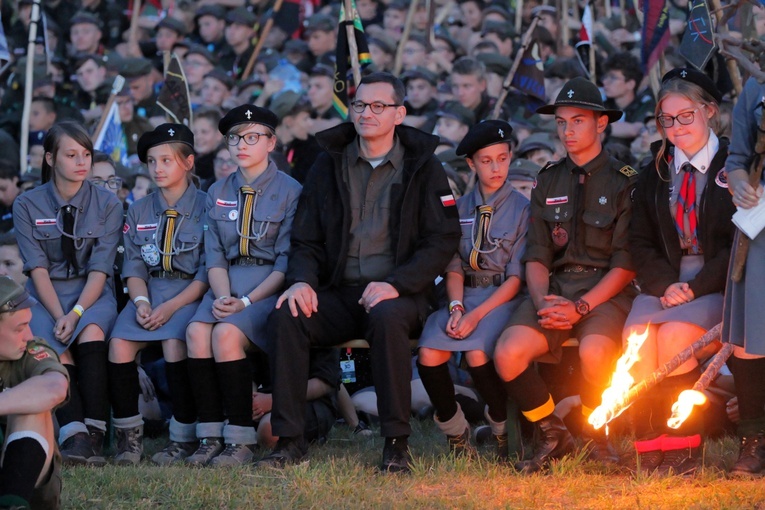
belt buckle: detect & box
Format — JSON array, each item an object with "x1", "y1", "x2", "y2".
[
  {"x1": 479, "y1": 275, "x2": 490, "y2": 287},
  {"x1": 574, "y1": 265, "x2": 585, "y2": 273}
]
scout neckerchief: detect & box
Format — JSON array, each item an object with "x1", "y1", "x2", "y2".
[
  {"x1": 675, "y1": 162, "x2": 699, "y2": 253},
  {"x1": 236, "y1": 185, "x2": 271, "y2": 255},
  {"x1": 154, "y1": 189, "x2": 203, "y2": 261},
  {"x1": 469, "y1": 204, "x2": 501, "y2": 270},
  {"x1": 161, "y1": 209, "x2": 178, "y2": 271},
  {"x1": 61, "y1": 205, "x2": 80, "y2": 275}
]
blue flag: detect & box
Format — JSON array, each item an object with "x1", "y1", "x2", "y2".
[{"x1": 94, "y1": 101, "x2": 129, "y2": 167}]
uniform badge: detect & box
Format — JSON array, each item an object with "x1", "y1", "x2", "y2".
[
  {"x1": 137, "y1": 223, "x2": 158, "y2": 231},
  {"x1": 619, "y1": 165, "x2": 638, "y2": 178},
  {"x1": 34, "y1": 352, "x2": 50, "y2": 361},
  {"x1": 459, "y1": 218, "x2": 474, "y2": 226},
  {"x1": 715, "y1": 168, "x2": 729, "y2": 188},
  {"x1": 216, "y1": 199, "x2": 237, "y2": 207},
  {"x1": 440, "y1": 194, "x2": 456, "y2": 207},
  {"x1": 546, "y1": 196, "x2": 568, "y2": 205},
  {"x1": 27, "y1": 344, "x2": 44, "y2": 355},
  {"x1": 123, "y1": 223, "x2": 130, "y2": 234},
  {"x1": 229, "y1": 210, "x2": 239, "y2": 221},
  {"x1": 599, "y1": 196, "x2": 607, "y2": 205},
  {"x1": 34, "y1": 218, "x2": 56, "y2": 227},
  {"x1": 552, "y1": 224, "x2": 569, "y2": 246},
  {"x1": 141, "y1": 244, "x2": 161, "y2": 266}
]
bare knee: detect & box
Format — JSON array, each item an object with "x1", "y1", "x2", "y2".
[
  {"x1": 186, "y1": 322, "x2": 213, "y2": 358},
  {"x1": 464, "y1": 350, "x2": 489, "y2": 367},
  {"x1": 108, "y1": 338, "x2": 142, "y2": 363},
  {"x1": 494, "y1": 332, "x2": 534, "y2": 382},
  {"x1": 162, "y1": 339, "x2": 187, "y2": 363},
  {"x1": 417, "y1": 347, "x2": 450, "y2": 367},
  {"x1": 579, "y1": 337, "x2": 618, "y2": 382},
  {"x1": 211, "y1": 324, "x2": 247, "y2": 362},
  {"x1": 78, "y1": 324, "x2": 105, "y2": 343}
]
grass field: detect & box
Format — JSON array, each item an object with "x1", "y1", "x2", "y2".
[{"x1": 62, "y1": 419, "x2": 765, "y2": 509}]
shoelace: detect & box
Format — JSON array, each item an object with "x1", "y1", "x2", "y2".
[
  {"x1": 219, "y1": 443, "x2": 244, "y2": 456},
  {"x1": 195, "y1": 439, "x2": 219, "y2": 455}
]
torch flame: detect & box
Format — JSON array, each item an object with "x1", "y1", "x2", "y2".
[
  {"x1": 667, "y1": 389, "x2": 707, "y2": 430},
  {"x1": 588, "y1": 326, "x2": 650, "y2": 430}
]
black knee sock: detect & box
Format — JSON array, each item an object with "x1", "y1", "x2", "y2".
[
  {"x1": 502, "y1": 365, "x2": 549, "y2": 414},
  {"x1": 730, "y1": 356, "x2": 765, "y2": 421},
  {"x1": 216, "y1": 359, "x2": 254, "y2": 428},
  {"x1": 661, "y1": 367, "x2": 703, "y2": 436},
  {"x1": 107, "y1": 361, "x2": 139, "y2": 419},
  {"x1": 467, "y1": 361, "x2": 507, "y2": 423},
  {"x1": 76, "y1": 342, "x2": 109, "y2": 423},
  {"x1": 166, "y1": 359, "x2": 196, "y2": 424},
  {"x1": 187, "y1": 357, "x2": 224, "y2": 424},
  {"x1": 579, "y1": 378, "x2": 606, "y2": 414},
  {"x1": 0, "y1": 437, "x2": 46, "y2": 503},
  {"x1": 417, "y1": 361, "x2": 458, "y2": 422},
  {"x1": 55, "y1": 364, "x2": 83, "y2": 427}
]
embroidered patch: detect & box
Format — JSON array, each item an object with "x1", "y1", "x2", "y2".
[
  {"x1": 123, "y1": 223, "x2": 130, "y2": 234},
  {"x1": 34, "y1": 352, "x2": 50, "y2": 361},
  {"x1": 619, "y1": 165, "x2": 638, "y2": 177},
  {"x1": 141, "y1": 244, "x2": 160, "y2": 266},
  {"x1": 546, "y1": 196, "x2": 568, "y2": 205},
  {"x1": 137, "y1": 223, "x2": 158, "y2": 231},
  {"x1": 34, "y1": 218, "x2": 56, "y2": 226},
  {"x1": 440, "y1": 194, "x2": 456, "y2": 207},
  {"x1": 27, "y1": 345, "x2": 44, "y2": 355},
  {"x1": 216, "y1": 199, "x2": 237, "y2": 207},
  {"x1": 459, "y1": 218, "x2": 473, "y2": 226},
  {"x1": 715, "y1": 168, "x2": 728, "y2": 188}
]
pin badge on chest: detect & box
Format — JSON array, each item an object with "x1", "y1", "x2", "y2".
[
  {"x1": 599, "y1": 196, "x2": 607, "y2": 205},
  {"x1": 229, "y1": 210, "x2": 239, "y2": 221},
  {"x1": 141, "y1": 244, "x2": 160, "y2": 266},
  {"x1": 551, "y1": 225, "x2": 569, "y2": 247}
]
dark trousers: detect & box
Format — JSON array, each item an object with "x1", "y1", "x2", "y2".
[{"x1": 267, "y1": 286, "x2": 419, "y2": 438}]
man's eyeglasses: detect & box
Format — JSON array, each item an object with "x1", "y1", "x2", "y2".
[
  {"x1": 226, "y1": 132, "x2": 270, "y2": 146},
  {"x1": 91, "y1": 177, "x2": 123, "y2": 189},
  {"x1": 657, "y1": 106, "x2": 704, "y2": 128},
  {"x1": 214, "y1": 157, "x2": 237, "y2": 167},
  {"x1": 350, "y1": 101, "x2": 400, "y2": 115}
]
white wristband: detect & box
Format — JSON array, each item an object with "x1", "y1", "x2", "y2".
[
  {"x1": 72, "y1": 304, "x2": 84, "y2": 317},
  {"x1": 134, "y1": 296, "x2": 151, "y2": 306},
  {"x1": 241, "y1": 296, "x2": 252, "y2": 307}
]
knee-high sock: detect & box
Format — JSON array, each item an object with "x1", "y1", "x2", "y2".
[
  {"x1": 108, "y1": 361, "x2": 139, "y2": 419},
  {"x1": 55, "y1": 364, "x2": 83, "y2": 427},
  {"x1": 187, "y1": 357, "x2": 224, "y2": 424},
  {"x1": 468, "y1": 360, "x2": 507, "y2": 423},
  {"x1": 215, "y1": 359, "x2": 253, "y2": 428},
  {"x1": 76, "y1": 342, "x2": 109, "y2": 425},
  {"x1": 660, "y1": 367, "x2": 703, "y2": 436},
  {"x1": 165, "y1": 359, "x2": 196, "y2": 425},
  {"x1": 730, "y1": 356, "x2": 765, "y2": 436},
  {"x1": 0, "y1": 436, "x2": 47, "y2": 504},
  {"x1": 417, "y1": 361, "x2": 457, "y2": 422},
  {"x1": 503, "y1": 365, "x2": 551, "y2": 422}
]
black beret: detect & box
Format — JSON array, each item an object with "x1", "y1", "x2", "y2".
[
  {"x1": 185, "y1": 44, "x2": 216, "y2": 65},
  {"x1": 437, "y1": 101, "x2": 476, "y2": 127},
  {"x1": 137, "y1": 123, "x2": 195, "y2": 163},
  {"x1": 400, "y1": 66, "x2": 438, "y2": 86},
  {"x1": 537, "y1": 77, "x2": 622, "y2": 123},
  {"x1": 219, "y1": 105, "x2": 278, "y2": 134},
  {"x1": 70, "y1": 11, "x2": 103, "y2": 30},
  {"x1": 508, "y1": 158, "x2": 542, "y2": 181},
  {"x1": 226, "y1": 7, "x2": 258, "y2": 27},
  {"x1": 156, "y1": 17, "x2": 187, "y2": 36},
  {"x1": 456, "y1": 119, "x2": 514, "y2": 157},
  {"x1": 661, "y1": 67, "x2": 723, "y2": 104},
  {"x1": 195, "y1": 5, "x2": 227, "y2": 21},
  {"x1": 204, "y1": 67, "x2": 235, "y2": 90},
  {"x1": 304, "y1": 13, "x2": 335, "y2": 34},
  {"x1": 120, "y1": 57, "x2": 153, "y2": 78}
]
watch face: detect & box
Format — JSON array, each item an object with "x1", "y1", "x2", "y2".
[{"x1": 576, "y1": 300, "x2": 589, "y2": 315}]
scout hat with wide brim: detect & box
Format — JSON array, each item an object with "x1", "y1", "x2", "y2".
[{"x1": 537, "y1": 76, "x2": 623, "y2": 123}]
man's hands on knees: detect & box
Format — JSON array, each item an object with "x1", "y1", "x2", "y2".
[
  {"x1": 359, "y1": 282, "x2": 399, "y2": 312},
  {"x1": 276, "y1": 282, "x2": 318, "y2": 318}
]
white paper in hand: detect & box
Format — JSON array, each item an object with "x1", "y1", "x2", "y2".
[{"x1": 732, "y1": 196, "x2": 765, "y2": 239}]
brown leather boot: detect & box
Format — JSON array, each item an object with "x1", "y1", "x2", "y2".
[
  {"x1": 514, "y1": 414, "x2": 574, "y2": 474},
  {"x1": 730, "y1": 433, "x2": 765, "y2": 478}
]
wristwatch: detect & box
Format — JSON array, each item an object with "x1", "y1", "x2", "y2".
[{"x1": 574, "y1": 298, "x2": 591, "y2": 316}]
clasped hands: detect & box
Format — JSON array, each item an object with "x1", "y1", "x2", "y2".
[
  {"x1": 537, "y1": 295, "x2": 582, "y2": 330},
  {"x1": 276, "y1": 281, "x2": 399, "y2": 318}
]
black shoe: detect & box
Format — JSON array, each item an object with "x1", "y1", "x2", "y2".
[
  {"x1": 657, "y1": 447, "x2": 700, "y2": 476},
  {"x1": 514, "y1": 414, "x2": 574, "y2": 474},
  {"x1": 60, "y1": 432, "x2": 97, "y2": 466},
  {"x1": 446, "y1": 427, "x2": 475, "y2": 458},
  {"x1": 353, "y1": 420, "x2": 374, "y2": 437},
  {"x1": 730, "y1": 434, "x2": 765, "y2": 478},
  {"x1": 622, "y1": 449, "x2": 663, "y2": 474},
  {"x1": 87, "y1": 426, "x2": 107, "y2": 467},
  {"x1": 380, "y1": 436, "x2": 411, "y2": 474},
  {"x1": 582, "y1": 426, "x2": 619, "y2": 465},
  {"x1": 255, "y1": 437, "x2": 307, "y2": 469}
]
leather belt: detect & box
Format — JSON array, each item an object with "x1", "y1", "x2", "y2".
[
  {"x1": 557, "y1": 264, "x2": 601, "y2": 274},
  {"x1": 231, "y1": 257, "x2": 274, "y2": 267},
  {"x1": 149, "y1": 270, "x2": 194, "y2": 280},
  {"x1": 465, "y1": 273, "x2": 504, "y2": 288}
]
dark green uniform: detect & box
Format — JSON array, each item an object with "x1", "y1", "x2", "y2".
[
  {"x1": 0, "y1": 340, "x2": 68, "y2": 394},
  {"x1": 506, "y1": 149, "x2": 638, "y2": 361}
]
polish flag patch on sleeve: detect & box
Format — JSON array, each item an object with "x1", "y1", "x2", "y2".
[{"x1": 440, "y1": 194, "x2": 456, "y2": 207}]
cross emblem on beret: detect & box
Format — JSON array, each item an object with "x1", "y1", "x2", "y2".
[
  {"x1": 567, "y1": 89, "x2": 574, "y2": 98},
  {"x1": 498, "y1": 128, "x2": 504, "y2": 137},
  {"x1": 245, "y1": 110, "x2": 252, "y2": 120},
  {"x1": 168, "y1": 128, "x2": 175, "y2": 136},
  {"x1": 681, "y1": 70, "x2": 687, "y2": 78}
]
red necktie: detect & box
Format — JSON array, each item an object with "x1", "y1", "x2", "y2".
[{"x1": 675, "y1": 163, "x2": 698, "y2": 253}]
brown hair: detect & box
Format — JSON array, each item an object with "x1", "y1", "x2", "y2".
[
  {"x1": 42, "y1": 121, "x2": 93, "y2": 184},
  {"x1": 654, "y1": 78, "x2": 720, "y2": 179}
]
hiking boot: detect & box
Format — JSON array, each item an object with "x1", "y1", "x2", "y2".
[
  {"x1": 495, "y1": 433, "x2": 509, "y2": 462},
  {"x1": 473, "y1": 424, "x2": 509, "y2": 461},
  {"x1": 730, "y1": 434, "x2": 765, "y2": 478},
  {"x1": 255, "y1": 437, "x2": 308, "y2": 469},
  {"x1": 657, "y1": 447, "x2": 700, "y2": 476},
  {"x1": 185, "y1": 437, "x2": 224, "y2": 466},
  {"x1": 151, "y1": 440, "x2": 198, "y2": 466},
  {"x1": 446, "y1": 427, "x2": 475, "y2": 458},
  {"x1": 208, "y1": 443, "x2": 257, "y2": 467},
  {"x1": 86, "y1": 426, "x2": 107, "y2": 467},
  {"x1": 514, "y1": 414, "x2": 574, "y2": 474},
  {"x1": 60, "y1": 432, "x2": 96, "y2": 466},
  {"x1": 582, "y1": 426, "x2": 619, "y2": 465},
  {"x1": 113, "y1": 425, "x2": 143, "y2": 466},
  {"x1": 380, "y1": 436, "x2": 411, "y2": 474}
]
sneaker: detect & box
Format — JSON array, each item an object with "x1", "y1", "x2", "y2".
[
  {"x1": 208, "y1": 443, "x2": 257, "y2": 467},
  {"x1": 380, "y1": 436, "x2": 411, "y2": 474},
  {"x1": 60, "y1": 432, "x2": 97, "y2": 466},
  {"x1": 185, "y1": 437, "x2": 224, "y2": 466},
  {"x1": 255, "y1": 437, "x2": 308, "y2": 469},
  {"x1": 730, "y1": 434, "x2": 765, "y2": 478},
  {"x1": 113, "y1": 426, "x2": 143, "y2": 466},
  {"x1": 151, "y1": 441, "x2": 198, "y2": 466},
  {"x1": 353, "y1": 420, "x2": 374, "y2": 437},
  {"x1": 87, "y1": 426, "x2": 107, "y2": 467}
]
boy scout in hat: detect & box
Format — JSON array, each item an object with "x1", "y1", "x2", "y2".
[
  {"x1": 494, "y1": 76, "x2": 638, "y2": 473},
  {"x1": 0, "y1": 277, "x2": 68, "y2": 509}
]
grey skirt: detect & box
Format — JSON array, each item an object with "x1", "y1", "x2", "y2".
[
  {"x1": 418, "y1": 285, "x2": 524, "y2": 355},
  {"x1": 28, "y1": 276, "x2": 118, "y2": 355},
  {"x1": 189, "y1": 264, "x2": 275, "y2": 351},
  {"x1": 111, "y1": 277, "x2": 202, "y2": 342},
  {"x1": 625, "y1": 293, "x2": 723, "y2": 330},
  {"x1": 722, "y1": 229, "x2": 765, "y2": 354}
]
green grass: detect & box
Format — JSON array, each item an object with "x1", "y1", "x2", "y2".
[{"x1": 63, "y1": 421, "x2": 765, "y2": 509}]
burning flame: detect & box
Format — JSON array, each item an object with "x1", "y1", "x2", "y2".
[
  {"x1": 588, "y1": 326, "x2": 650, "y2": 430},
  {"x1": 667, "y1": 389, "x2": 707, "y2": 429}
]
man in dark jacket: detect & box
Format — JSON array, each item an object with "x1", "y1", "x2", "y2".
[{"x1": 257, "y1": 73, "x2": 461, "y2": 473}]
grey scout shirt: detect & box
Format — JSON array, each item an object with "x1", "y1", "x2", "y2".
[
  {"x1": 205, "y1": 161, "x2": 302, "y2": 273},
  {"x1": 343, "y1": 135, "x2": 405, "y2": 284},
  {"x1": 122, "y1": 183, "x2": 208, "y2": 283},
  {"x1": 14, "y1": 180, "x2": 123, "y2": 279}
]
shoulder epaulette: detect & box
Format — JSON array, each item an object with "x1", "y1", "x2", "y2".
[
  {"x1": 539, "y1": 157, "x2": 565, "y2": 174},
  {"x1": 619, "y1": 165, "x2": 638, "y2": 178}
]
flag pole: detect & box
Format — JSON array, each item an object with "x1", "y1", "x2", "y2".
[
  {"x1": 393, "y1": 0, "x2": 420, "y2": 76},
  {"x1": 589, "y1": 33, "x2": 596, "y2": 84},
  {"x1": 92, "y1": 76, "x2": 126, "y2": 145},
  {"x1": 492, "y1": 16, "x2": 540, "y2": 119},
  {"x1": 127, "y1": 0, "x2": 142, "y2": 56},
  {"x1": 708, "y1": 0, "x2": 742, "y2": 97},
  {"x1": 515, "y1": 0, "x2": 523, "y2": 34},
  {"x1": 242, "y1": 0, "x2": 285, "y2": 82},
  {"x1": 344, "y1": 0, "x2": 362, "y2": 87},
  {"x1": 20, "y1": 0, "x2": 42, "y2": 174}
]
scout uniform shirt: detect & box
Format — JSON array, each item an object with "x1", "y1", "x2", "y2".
[
  {"x1": 0, "y1": 340, "x2": 68, "y2": 408},
  {"x1": 523, "y1": 149, "x2": 636, "y2": 274}
]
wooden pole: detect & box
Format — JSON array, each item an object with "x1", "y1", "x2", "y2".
[
  {"x1": 515, "y1": 0, "x2": 524, "y2": 35},
  {"x1": 491, "y1": 16, "x2": 541, "y2": 119},
  {"x1": 92, "y1": 76, "x2": 126, "y2": 144},
  {"x1": 708, "y1": 0, "x2": 742, "y2": 97},
  {"x1": 344, "y1": 0, "x2": 362, "y2": 88},
  {"x1": 619, "y1": 0, "x2": 627, "y2": 27},
  {"x1": 20, "y1": 0, "x2": 42, "y2": 174},
  {"x1": 128, "y1": 0, "x2": 143, "y2": 56},
  {"x1": 604, "y1": 0, "x2": 612, "y2": 20},
  {"x1": 242, "y1": 0, "x2": 285, "y2": 82},
  {"x1": 393, "y1": 0, "x2": 420, "y2": 76}
]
